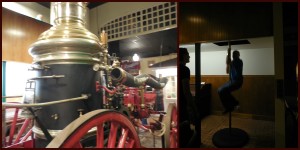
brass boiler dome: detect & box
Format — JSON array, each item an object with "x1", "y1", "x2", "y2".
[{"x1": 29, "y1": 2, "x2": 104, "y2": 65}]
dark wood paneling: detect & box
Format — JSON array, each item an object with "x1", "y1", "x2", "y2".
[
  {"x1": 190, "y1": 75, "x2": 275, "y2": 119},
  {"x1": 2, "y1": 8, "x2": 51, "y2": 63},
  {"x1": 179, "y1": 3, "x2": 273, "y2": 44}
]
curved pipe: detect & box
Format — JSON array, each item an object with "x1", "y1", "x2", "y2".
[
  {"x1": 135, "y1": 74, "x2": 168, "y2": 89},
  {"x1": 99, "y1": 85, "x2": 117, "y2": 94},
  {"x1": 110, "y1": 68, "x2": 168, "y2": 89}
]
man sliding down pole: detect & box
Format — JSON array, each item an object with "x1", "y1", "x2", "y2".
[{"x1": 218, "y1": 42, "x2": 243, "y2": 114}]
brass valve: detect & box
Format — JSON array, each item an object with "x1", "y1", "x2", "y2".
[{"x1": 77, "y1": 109, "x2": 84, "y2": 117}]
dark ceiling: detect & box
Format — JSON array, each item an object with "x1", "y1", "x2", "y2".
[
  {"x1": 108, "y1": 28, "x2": 177, "y2": 59},
  {"x1": 36, "y1": 2, "x2": 106, "y2": 9},
  {"x1": 179, "y1": 3, "x2": 273, "y2": 44}
]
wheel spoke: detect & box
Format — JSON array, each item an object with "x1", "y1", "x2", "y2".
[
  {"x1": 8, "y1": 108, "x2": 19, "y2": 145},
  {"x1": 73, "y1": 142, "x2": 82, "y2": 148},
  {"x1": 13, "y1": 118, "x2": 31, "y2": 144},
  {"x1": 20, "y1": 129, "x2": 32, "y2": 143},
  {"x1": 117, "y1": 128, "x2": 129, "y2": 148},
  {"x1": 107, "y1": 122, "x2": 118, "y2": 148},
  {"x1": 125, "y1": 139, "x2": 135, "y2": 148},
  {"x1": 96, "y1": 123, "x2": 104, "y2": 148},
  {"x1": 46, "y1": 110, "x2": 140, "y2": 148}
]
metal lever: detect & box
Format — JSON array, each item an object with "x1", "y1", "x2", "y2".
[
  {"x1": 28, "y1": 65, "x2": 50, "y2": 71},
  {"x1": 28, "y1": 75, "x2": 65, "y2": 80}
]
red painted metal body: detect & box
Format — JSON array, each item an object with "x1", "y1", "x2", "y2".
[{"x1": 123, "y1": 87, "x2": 158, "y2": 119}]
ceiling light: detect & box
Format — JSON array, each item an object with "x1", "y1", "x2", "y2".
[
  {"x1": 36, "y1": 14, "x2": 43, "y2": 21},
  {"x1": 188, "y1": 16, "x2": 204, "y2": 24},
  {"x1": 133, "y1": 53, "x2": 139, "y2": 61},
  {"x1": 7, "y1": 29, "x2": 24, "y2": 37}
]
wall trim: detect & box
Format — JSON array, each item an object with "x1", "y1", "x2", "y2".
[
  {"x1": 190, "y1": 75, "x2": 275, "y2": 83},
  {"x1": 191, "y1": 75, "x2": 275, "y2": 77}
]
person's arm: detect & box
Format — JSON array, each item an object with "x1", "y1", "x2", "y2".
[
  {"x1": 296, "y1": 63, "x2": 298, "y2": 81},
  {"x1": 226, "y1": 44, "x2": 231, "y2": 74},
  {"x1": 182, "y1": 78, "x2": 193, "y2": 107}
]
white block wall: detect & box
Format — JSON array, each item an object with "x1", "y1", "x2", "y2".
[
  {"x1": 89, "y1": 2, "x2": 166, "y2": 35},
  {"x1": 185, "y1": 48, "x2": 275, "y2": 75}
]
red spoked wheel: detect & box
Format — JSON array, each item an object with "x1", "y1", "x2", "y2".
[
  {"x1": 163, "y1": 103, "x2": 177, "y2": 148},
  {"x1": 46, "y1": 110, "x2": 141, "y2": 148}
]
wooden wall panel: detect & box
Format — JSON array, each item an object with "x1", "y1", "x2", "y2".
[
  {"x1": 2, "y1": 8, "x2": 51, "y2": 63},
  {"x1": 179, "y1": 3, "x2": 273, "y2": 44},
  {"x1": 190, "y1": 75, "x2": 275, "y2": 119}
]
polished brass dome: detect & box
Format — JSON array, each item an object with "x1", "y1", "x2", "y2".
[{"x1": 29, "y1": 2, "x2": 104, "y2": 65}]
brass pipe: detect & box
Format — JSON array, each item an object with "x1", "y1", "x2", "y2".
[{"x1": 139, "y1": 86, "x2": 145, "y2": 109}]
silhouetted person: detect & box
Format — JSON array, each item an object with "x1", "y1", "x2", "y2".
[
  {"x1": 179, "y1": 48, "x2": 200, "y2": 147},
  {"x1": 218, "y1": 45, "x2": 243, "y2": 114}
]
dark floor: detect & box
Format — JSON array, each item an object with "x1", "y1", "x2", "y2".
[
  {"x1": 138, "y1": 114, "x2": 275, "y2": 148},
  {"x1": 200, "y1": 114, "x2": 275, "y2": 148}
]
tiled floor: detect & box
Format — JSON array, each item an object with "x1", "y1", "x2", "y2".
[
  {"x1": 138, "y1": 129, "x2": 163, "y2": 148},
  {"x1": 200, "y1": 114, "x2": 275, "y2": 148},
  {"x1": 137, "y1": 115, "x2": 164, "y2": 148}
]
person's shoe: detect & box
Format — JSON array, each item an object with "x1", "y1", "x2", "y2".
[
  {"x1": 234, "y1": 104, "x2": 240, "y2": 110},
  {"x1": 222, "y1": 104, "x2": 240, "y2": 115},
  {"x1": 222, "y1": 107, "x2": 234, "y2": 115},
  {"x1": 187, "y1": 132, "x2": 201, "y2": 148},
  {"x1": 232, "y1": 101, "x2": 240, "y2": 111},
  {"x1": 233, "y1": 101, "x2": 239, "y2": 107}
]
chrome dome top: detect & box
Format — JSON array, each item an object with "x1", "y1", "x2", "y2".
[{"x1": 29, "y1": 2, "x2": 105, "y2": 65}]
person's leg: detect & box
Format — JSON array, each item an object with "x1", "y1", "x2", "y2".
[
  {"x1": 225, "y1": 80, "x2": 243, "y2": 111},
  {"x1": 186, "y1": 123, "x2": 201, "y2": 147},
  {"x1": 227, "y1": 94, "x2": 239, "y2": 109},
  {"x1": 218, "y1": 80, "x2": 243, "y2": 113},
  {"x1": 227, "y1": 80, "x2": 243, "y2": 106},
  {"x1": 218, "y1": 81, "x2": 232, "y2": 110},
  {"x1": 179, "y1": 121, "x2": 193, "y2": 147}
]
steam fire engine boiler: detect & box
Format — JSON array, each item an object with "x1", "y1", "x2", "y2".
[{"x1": 26, "y1": 2, "x2": 105, "y2": 147}]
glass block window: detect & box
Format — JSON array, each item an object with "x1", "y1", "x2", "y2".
[{"x1": 100, "y1": 2, "x2": 177, "y2": 41}]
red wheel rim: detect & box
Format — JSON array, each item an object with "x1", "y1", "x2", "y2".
[
  {"x1": 169, "y1": 105, "x2": 177, "y2": 148},
  {"x1": 163, "y1": 103, "x2": 178, "y2": 148},
  {"x1": 47, "y1": 110, "x2": 140, "y2": 148}
]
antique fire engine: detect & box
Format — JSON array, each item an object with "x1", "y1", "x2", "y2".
[
  {"x1": 2, "y1": 2, "x2": 177, "y2": 148},
  {"x1": 16, "y1": 2, "x2": 177, "y2": 147}
]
